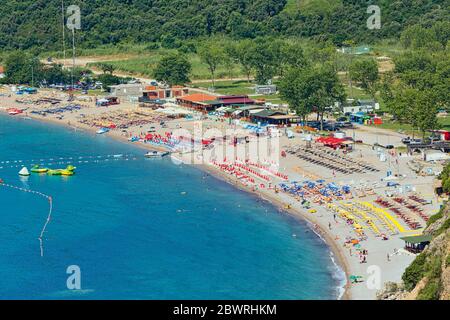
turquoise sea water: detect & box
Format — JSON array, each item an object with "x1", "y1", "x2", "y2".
[{"x1": 0, "y1": 114, "x2": 343, "y2": 299}]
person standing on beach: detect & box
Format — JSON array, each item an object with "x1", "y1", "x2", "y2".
[
  {"x1": 328, "y1": 222, "x2": 332, "y2": 230},
  {"x1": 387, "y1": 253, "x2": 390, "y2": 262}
]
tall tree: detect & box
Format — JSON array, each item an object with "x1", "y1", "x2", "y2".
[
  {"x1": 198, "y1": 39, "x2": 226, "y2": 87},
  {"x1": 278, "y1": 68, "x2": 312, "y2": 124},
  {"x1": 154, "y1": 53, "x2": 191, "y2": 86},
  {"x1": 4, "y1": 52, "x2": 41, "y2": 84},
  {"x1": 431, "y1": 21, "x2": 450, "y2": 49},
  {"x1": 231, "y1": 39, "x2": 256, "y2": 83},
  {"x1": 383, "y1": 83, "x2": 441, "y2": 138},
  {"x1": 99, "y1": 63, "x2": 116, "y2": 75},
  {"x1": 279, "y1": 65, "x2": 345, "y2": 128},
  {"x1": 349, "y1": 59, "x2": 379, "y2": 100},
  {"x1": 312, "y1": 65, "x2": 346, "y2": 130},
  {"x1": 281, "y1": 41, "x2": 307, "y2": 72},
  {"x1": 249, "y1": 39, "x2": 280, "y2": 85}
]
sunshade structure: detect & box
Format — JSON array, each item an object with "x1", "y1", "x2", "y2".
[
  {"x1": 400, "y1": 235, "x2": 432, "y2": 253},
  {"x1": 316, "y1": 136, "x2": 346, "y2": 148}
]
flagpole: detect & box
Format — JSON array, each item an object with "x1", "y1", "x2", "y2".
[
  {"x1": 62, "y1": 0, "x2": 66, "y2": 62},
  {"x1": 71, "y1": 27, "x2": 76, "y2": 89}
]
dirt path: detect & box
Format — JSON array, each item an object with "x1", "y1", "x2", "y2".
[{"x1": 47, "y1": 56, "x2": 254, "y2": 85}]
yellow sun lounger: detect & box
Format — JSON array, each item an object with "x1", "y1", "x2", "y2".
[{"x1": 360, "y1": 202, "x2": 405, "y2": 233}]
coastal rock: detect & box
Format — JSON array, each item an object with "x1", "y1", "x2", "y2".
[
  {"x1": 378, "y1": 206, "x2": 450, "y2": 300},
  {"x1": 376, "y1": 282, "x2": 407, "y2": 300}
]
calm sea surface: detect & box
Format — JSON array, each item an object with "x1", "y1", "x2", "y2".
[{"x1": 0, "y1": 114, "x2": 343, "y2": 299}]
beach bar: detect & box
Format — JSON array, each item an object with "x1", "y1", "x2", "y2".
[
  {"x1": 250, "y1": 110, "x2": 301, "y2": 126},
  {"x1": 176, "y1": 94, "x2": 257, "y2": 113},
  {"x1": 400, "y1": 235, "x2": 432, "y2": 254},
  {"x1": 176, "y1": 93, "x2": 218, "y2": 112}
]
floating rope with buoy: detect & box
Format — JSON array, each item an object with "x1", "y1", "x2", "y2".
[
  {"x1": 0, "y1": 181, "x2": 53, "y2": 257},
  {"x1": 0, "y1": 154, "x2": 139, "y2": 170}
]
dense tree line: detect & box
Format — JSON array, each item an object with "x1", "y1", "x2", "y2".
[
  {"x1": 0, "y1": 0, "x2": 448, "y2": 51},
  {"x1": 380, "y1": 49, "x2": 449, "y2": 138},
  {"x1": 0, "y1": 51, "x2": 133, "y2": 88}
]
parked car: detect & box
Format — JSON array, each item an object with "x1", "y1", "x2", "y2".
[
  {"x1": 402, "y1": 137, "x2": 422, "y2": 145},
  {"x1": 374, "y1": 142, "x2": 394, "y2": 149}
]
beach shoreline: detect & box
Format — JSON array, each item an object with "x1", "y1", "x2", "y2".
[
  {"x1": 0, "y1": 107, "x2": 351, "y2": 300},
  {"x1": 196, "y1": 161, "x2": 352, "y2": 300},
  {"x1": 2, "y1": 89, "x2": 433, "y2": 300}
]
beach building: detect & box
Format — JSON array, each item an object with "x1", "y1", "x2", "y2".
[
  {"x1": 349, "y1": 112, "x2": 372, "y2": 124},
  {"x1": 342, "y1": 99, "x2": 380, "y2": 114},
  {"x1": 176, "y1": 93, "x2": 218, "y2": 111},
  {"x1": 96, "y1": 96, "x2": 120, "y2": 106},
  {"x1": 219, "y1": 95, "x2": 255, "y2": 106},
  {"x1": 110, "y1": 83, "x2": 144, "y2": 101},
  {"x1": 424, "y1": 150, "x2": 450, "y2": 162},
  {"x1": 0, "y1": 66, "x2": 5, "y2": 79},
  {"x1": 338, "y1": 46, "x2": 371, "y2": 55},
  {"x1": 255, "y1": 85, "x2": 277, "y2": 95},
  {"x1": 400, "y1": 235, "x2": 432, "y2": 254},
  {"x1": 430, "y1": 130, "x2": 450, "y2": 142},
  {"x1": 176, "y1": 94, "x2": 256, "y2": 112},
  {"x1": 250, "y1": 110, "x2": 301, "y2": 126},
  {"x1": 216, "y1": 105, "x2": 266, "y2": 118},
  {"x1": 141, "y1": 85, "x2": 188, "y2": 101}
]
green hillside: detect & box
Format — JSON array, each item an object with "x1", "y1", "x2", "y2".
[
  {"x1": 284, "y1": 0, "x2": 343, "y2": 15},
  {"x1": 0, "y1": 0, "x2": 448, "y2": 51}
]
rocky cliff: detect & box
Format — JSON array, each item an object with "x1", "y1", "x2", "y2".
[{"x1": 378, "y1": 204, "x2": 450, "y2": 300}]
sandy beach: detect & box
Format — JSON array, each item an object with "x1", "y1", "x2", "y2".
[{"x1": 0, "y1": 87, "x2": 444, "y2": 300}]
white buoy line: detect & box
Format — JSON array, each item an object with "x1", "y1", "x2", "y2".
[
  {"x1": 0, "y1": 153, "x2": 144, "y2": 255},
  {"x1": 0, "y1": 154, "x2": 140, "y2": 170},
  {"x1": 0, "y1": 182, "x2": 53, "y2": 257},
  {"x1": 0, "y1": 153, "x2": 134, "y2": 165}
]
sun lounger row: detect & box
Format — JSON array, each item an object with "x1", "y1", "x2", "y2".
[
  {"x1": 393, "y1": 197, "x2": 429, "y2": 222},
  {"x1": 30, "y1": 104, "x2": 83, "y2": 115},
  {"x1": 287, "y1": 146, "x2": 379, "y2": 175},
  {"x1": 354, "y1": 202, "x2": 396, "y2": 235},
  {"x1": 375, "y1": 198, "x2": 422, "y2": 230}
]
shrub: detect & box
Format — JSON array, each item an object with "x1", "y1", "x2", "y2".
[
  {"x1": 402, "y1": 253, "x2": 427, "y2": 291},
  {"x1": 417, "y1": 278, "x2": 441, "y2": 300},
  {"x1": 434, "y1": 217, "x2": 450, "y2": 236},
  {"x1": 427, "y1": 209, "x2": 443, "y2": 226},
  {"x1": 146, "y1": 43, "x2": 160, "y2": 51},
  {"x1": 425, "y1": 256, "x2": 442, "y2": 279}
]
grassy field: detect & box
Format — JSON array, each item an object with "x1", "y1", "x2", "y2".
[
  {"x1": 190, "y1": 79, "x2": 287, "y2": 104},
  {"x1": 37, "y1": 38, "x2": 402, "y2": 101},
  {"x1": 371, "y1": 40, "x2": 406, "y2": 58},
  {"x1": 191, "y1": 80, "x2": 255, "y2": 95},
  {"x1": 376, "y1": 116, "x2": 450, "y2": 136},
  {"x1": 86, "y1": 52, "x2": 246, "y2": 80},
  {"x1": 45, "y1": 43, "x2": 152, "y2": 58}
]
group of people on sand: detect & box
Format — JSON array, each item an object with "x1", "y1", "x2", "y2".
[{"x1": 359, "y1": 249, "x2": 368, "y2": 264}]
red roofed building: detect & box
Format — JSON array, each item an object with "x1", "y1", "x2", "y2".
[
  {"x1": 176, "y1": 94, "x2": 256, "y2": 112},
  {"x1": 176, "y1": 93, "x2": 219, "y2": 111},
  {"x1": 0, "y1": 66, "x2": 5, "y2": 79},
  {"x1": 218, "y1": 95, "x2": 255, "y2": 105}
]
